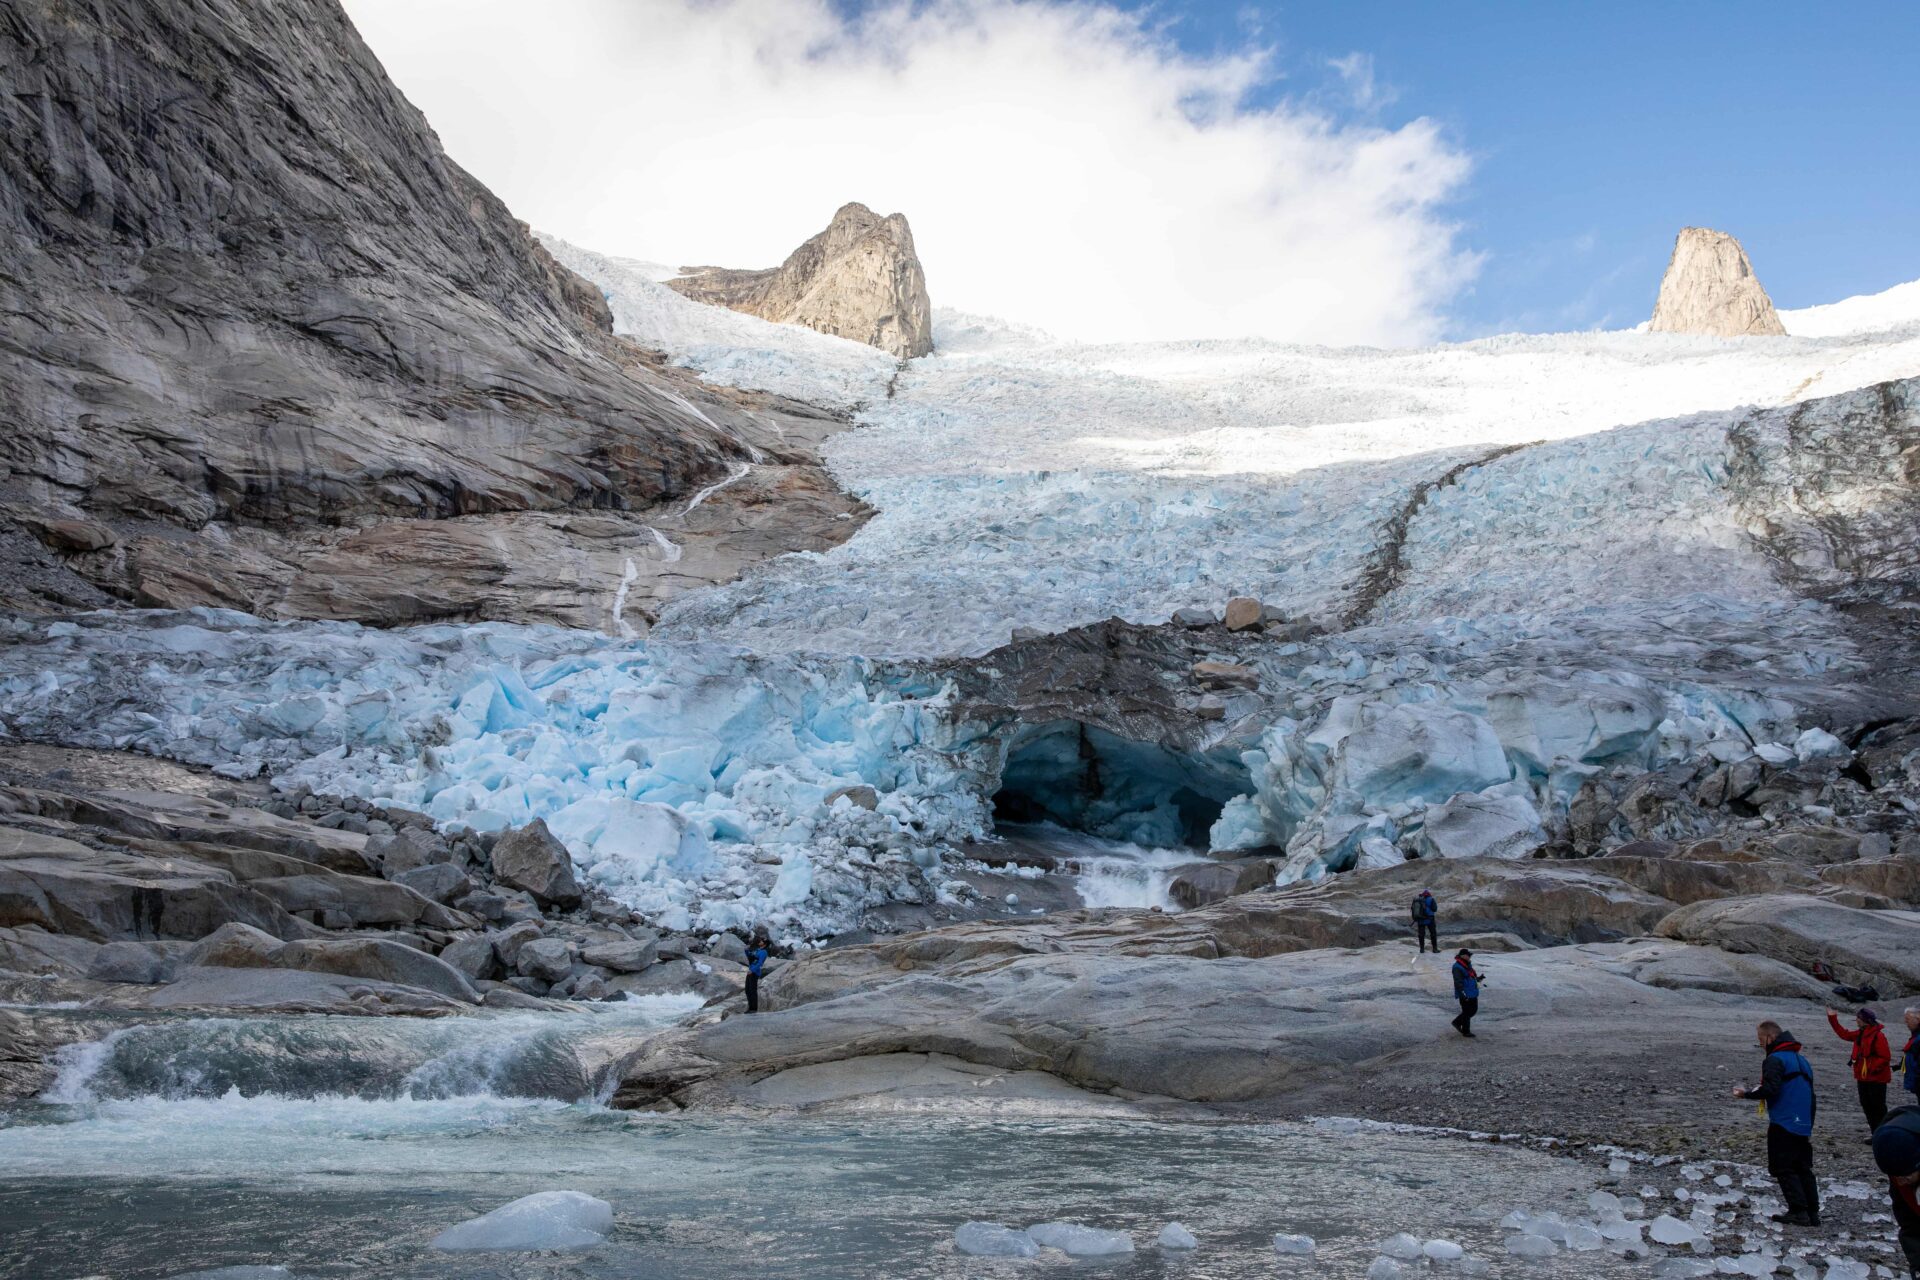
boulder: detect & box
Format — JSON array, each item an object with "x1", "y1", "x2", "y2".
[
  {"x1": 1223, "y1": 598, "x2": 1263, "y2": 631},
  {"x1": 1647, "y1": 227, "x2": 1787, "y2": 337},
  {"x1": 438, "y1": 934, "x2": 503, "y2": 982},
  {"x1": 392, "y1": 862, "x2": 472, "y2": 905},
  {"x1": 666, "y1": 202, "x2": 933, "y2": 358},
  {"x1": 270, "y1": 937, "x2": 479, "y2": 1003},
  {"x1": 491, "y1": 921, "x2": 545, "y2": 967},
  {"x1": 85, "y1": 940, "x2": 181, "y2": 985},
  {"x1": 372, "y1": 827, "x2": 454, "y2": 878},
  {"x1": 490, "y1": 820, "x2": 582, "y2": 908},
  {"x1": 1192, "y1": 661, "x2": 1256, "y2": 690},
  {"x1": 184, "y1": 922, "x2": 283, "y2": 969},
  {"x1": 1173, "y1": 608, "x2": 1217, "y2": 628},
  {"x1": 516, "y1": 937, "x2": 577, "y2": 984},
  {"x1": 1166, "y1": 859, "x2": 1279, "y2": 909}
]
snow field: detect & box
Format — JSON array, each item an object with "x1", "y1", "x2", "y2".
[{"x1": 537, "y1": 234, "x2": 899, "y2": 414}]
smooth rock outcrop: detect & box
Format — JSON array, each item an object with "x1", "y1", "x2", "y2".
[
  {"x1": 668, "y1": 203, "x2": 934, "y2": 358},
  {"x1": 1654, "y1": 894, "x2": 1920, "y2": 995},
  {"x1": 1648, "y1": 228, "x2": 1787, "y2": 337}
]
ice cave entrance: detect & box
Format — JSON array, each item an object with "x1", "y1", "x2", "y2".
[{"x1": 990, "y1": 721, "x2": 1249, "y2": 849}]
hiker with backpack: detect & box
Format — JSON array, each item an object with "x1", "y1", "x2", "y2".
[
  {"x1": 1732, "y1": 1021, "x2": 1820, "y2": 1227},
  {"x1": 1450, "y1": 949, "x2": 1482, "y2": 1037},
  {"x1": 1411, "y1": 889, "x2": 1438, "y2": 954}
]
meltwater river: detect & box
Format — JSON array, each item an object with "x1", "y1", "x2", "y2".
[{"x1": 0, "y1": 1000, "x2": 1646, "y2": 1279}]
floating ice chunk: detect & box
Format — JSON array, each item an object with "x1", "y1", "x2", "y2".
[
  {"x1": 953, "y1": 1222, "x2": 1040, "y2": 1258},
  {"x1": 1505, "y1": 1234, "x2": 1559, "y2": 1258},
  {"x1": 1590, "y1": 1190, "x2": 1624, "y2": 1216},
  {"x1": 1158, "y1": 1222, "x2": 1198, "y2": 1250},
  {"x1": 1271, "y1": 1232, "x2": 1316, "y2": 1255},
  {"x1": 1824, "y1": 1182, "x2": 1875, "y2": 1201},
  {"x1": 1611, "y1": 1157, "x2": 1633, "y2": 1173},
  {"x1": 1714, "y1": 1174, "x2": 1733, "y2": 1188},
  {"x1": 1602, "y1": 1218, "x2": 1645, "y2": 1244},
  {"x1": 1500, "y1": 1209, "x2": 1534, "y2": 1232},
  {"x1": 1026, "y1": 1222, "x2": 1134, "y2": 1256},
  {"x1": 430, "y1": 1190, "x2": 612, "y2": 1252},
  {"x1": 1822, "y1": 1260, "x2": 1870, "y2": 1280},
  {"x1": 1651, "y1": 1214, "x2": 1705, "y2": 1247},
  {"x1": 1367, "y1": 1258, "x2": 1405, "y2": 1280},
  {"x1": 169, "y1": 1270, "x2": 296, "y2": 1280},
  {"x1": 1423, "y1": 1239, "x2": 1464, "y2": 1260},
  {"x1": 1378, "y1": 1232, "x2": 1425, "y2": 1259}
]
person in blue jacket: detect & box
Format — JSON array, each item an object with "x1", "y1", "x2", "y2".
[
  {"x1": 1732, "y1": 1021, "x2": 1820, "y2": 1226},
  {"x1": 1450, "y1": 949, "x2": 1481, "y2": 1037},
  {"x1": 744, "y1": 928, "x2": 771, "y2": 1014},
  {"x1": 1411, "y1": 889, "x2": 1439, "y2": 954}
]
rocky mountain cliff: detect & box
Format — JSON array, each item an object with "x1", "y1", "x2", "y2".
[
  {"x1": 1648, "y1": 226, "x2": 1787, "y2": 337},
  {"x1": 0, "y1": 0, "x2": 861, "y2": 628},
  {"x1": 668, "y1": 203, "x2": 934, "y2": 359}
]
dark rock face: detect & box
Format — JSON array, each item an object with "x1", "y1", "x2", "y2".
[{"x1": 0, "y1": 0, "x2": 861, "y2": 625}]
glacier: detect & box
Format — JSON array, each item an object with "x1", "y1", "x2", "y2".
[{"x1": 2, "y1": 268, "x2": 1917, "y2": 935}]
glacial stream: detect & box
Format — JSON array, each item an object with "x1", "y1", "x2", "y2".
[{"x1": 0, "y1": 1001, "x2": 1647, "y2": 1280}]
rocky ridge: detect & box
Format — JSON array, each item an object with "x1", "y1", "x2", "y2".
[
  {"x1": 0, "y1": 0, "x2": 863, "y2": 630},
  {"x1": 1649, "y1": 227, "x2": 1788, "y2": 337},
  {"x1": 668, "y1": 202, "x2": 935, "y2": 359}
]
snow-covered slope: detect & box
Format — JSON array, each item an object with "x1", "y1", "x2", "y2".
[
  {"x1": 538, "y1": 233, "x2": 898, "y2": 413},
  {"x1": 665, "y1": 282, "x2": 1920, "y2": 657}
]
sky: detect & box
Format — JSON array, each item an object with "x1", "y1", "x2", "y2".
[{"x1": 344, "y1": 0, "x2": 1919, "y2": 347}]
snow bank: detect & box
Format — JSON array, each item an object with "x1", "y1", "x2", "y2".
[{"x1": 538, "y1": 234, "x2": 897, "y2": 413}]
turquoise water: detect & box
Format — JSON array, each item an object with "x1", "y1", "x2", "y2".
[{"x1": 0, "y1": 1007, "x2": 1637, "y2": 1279}]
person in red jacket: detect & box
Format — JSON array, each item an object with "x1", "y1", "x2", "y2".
[{"x1": 1830, "y1": 1005, "x2": 1895, "y2": 1136}]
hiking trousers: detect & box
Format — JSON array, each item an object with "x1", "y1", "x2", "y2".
[
  {"x1": 1452, "y1": 997, "x2": 1477, "y2": 1035},
  {"x1": 1766, "y1": 1125, "x2": 1820, "y2": 1220},
  {"x1": 1893, "y1": 1181, "x2": 1920, "y2": 1277},
  {"x1": 1862, "y1": 1081, "x2": 1890, "y2": 1133},
  {"x1": 745, "y1": 972, "x2": 760, "y2": 1014},
  {"x1": 1416, "y1": 921, "x2": 1437, "y2": 953}
]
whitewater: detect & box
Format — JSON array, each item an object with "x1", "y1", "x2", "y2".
[{"x1": 4, "y1": 253, "x2": 1919, "y2": 937}]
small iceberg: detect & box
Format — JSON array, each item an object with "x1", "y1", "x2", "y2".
[
  {"x1": 1026, "y1": 1221, "x2": 1134, "y2": 1256},
  {"x1": 1272, "y1": 1231, "x2": 1316, "y2": 1255},
  {"x1": 430, "y1": 1190, "x2": 613, "y2": 1252},
  {"x1": 1157, "y1": 1222, "x2": 1198, "y2": 1250},
  {"x1": 953, "y1": 1222, "x2": 1039, "y2": 1258}
]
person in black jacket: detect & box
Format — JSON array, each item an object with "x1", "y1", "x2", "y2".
[
  {"x1": 1871, "y1": 1105, "x2": 1920, "y2": 1277},
  {"x1": 1411, "y1": 889, "x2": 1438, "y2": 954}
]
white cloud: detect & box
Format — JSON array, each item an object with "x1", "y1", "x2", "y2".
[{"x1": 342, "y1": 0, "x2": 1474, "y2": 346}]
